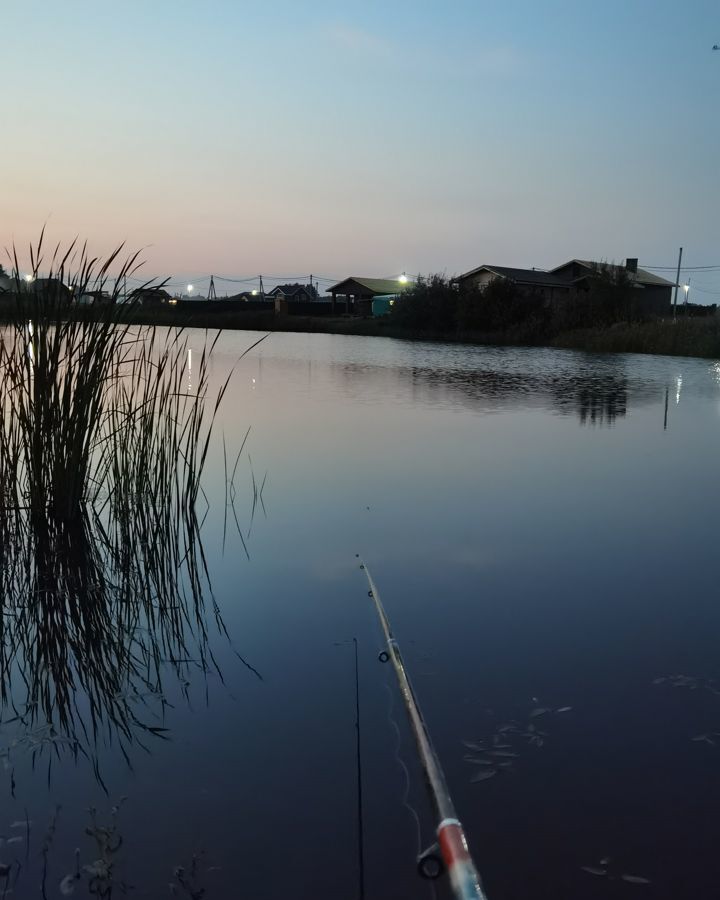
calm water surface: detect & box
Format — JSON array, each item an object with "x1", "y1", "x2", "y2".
[{"x1": 3, "y1": 331, "x2": 720, "y2": 899}]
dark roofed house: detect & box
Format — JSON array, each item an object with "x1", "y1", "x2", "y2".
[
  {"x1": 328, "y1": 276, "x2": 413, "y2": 315},
  {"x1": 268, "y1": 283, "x2": 318, "y2": 303},
  {"x1": 132, "y1": 287, "x2": 173, "y2": 306},
  {"x1": 228, "y1": 290, "x2": 263, "y2": 302},
  {"x1": 549, "y1": 259, "x2": 673, "y2": 315},
  {"x1": 456, "y1": 257, "x2": 674, "y2": 317},
  {"x1": 455, "y1": 265, "x2": 572, "y2": 304}
]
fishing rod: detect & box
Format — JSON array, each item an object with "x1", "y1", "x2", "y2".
[{"x1": 359, "y1": 559, "x2": 488, "y2": 900}]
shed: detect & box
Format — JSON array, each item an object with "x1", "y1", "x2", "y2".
[{"x1": 328, "y1": 277, "x2": 412, "y2": 315}]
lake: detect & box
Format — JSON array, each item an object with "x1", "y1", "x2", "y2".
[{"x1": 2, "y1": 330, "x2": 720, "y2": 899}]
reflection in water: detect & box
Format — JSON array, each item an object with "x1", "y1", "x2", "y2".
[
  {"x1": 0, "y1": 326, "x2": 264, "y2": 788},
  {"x1": 572, "y1": 376, "x2": 627, "y2": 426},
  {"x1": 0, "y1": 483, "x2": 223, "y2": 785},
  {"x1": 334, "y1": 359, "x2": 633, "y2": 426}
]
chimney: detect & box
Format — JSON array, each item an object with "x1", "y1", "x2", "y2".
[{"x1": 625, "y1": 257, "x2": 638, "y2": 274}]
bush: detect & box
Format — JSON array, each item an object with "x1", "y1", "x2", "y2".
[{"x1": 457, "y1": 278, "x2": 548, "y2": 332}]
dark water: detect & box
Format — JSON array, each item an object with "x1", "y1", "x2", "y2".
[{"x1": 3, "y1": 331, "x2": 720, "y2": 899}]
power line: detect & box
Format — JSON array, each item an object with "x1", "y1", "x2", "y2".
[
  {"x1": 642, "y1": 263, "x2": 720, "y2": 271},
  {"x1": 690, "y1": 285, "x2": 720, "y2": 296}
]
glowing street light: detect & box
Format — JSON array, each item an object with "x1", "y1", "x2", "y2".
[
  {"x1": 187, "y1": 284, "x2": 194, "y2": 294},
  {"x1": 251, "y1": 289, "x2": 258, "y2": 296},
  {"x1": 24, "y1": 274, "x2": 34, "y2": 283},
  {"x1": 398, "y1": 273, "x2": 408, "y2": 284}
]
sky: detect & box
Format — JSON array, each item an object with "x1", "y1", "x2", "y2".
[{"x1": 2, "y1": 0, "x2": 719, "y2": 299}]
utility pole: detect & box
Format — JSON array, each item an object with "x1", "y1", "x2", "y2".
[
  {"x1": 208, "y1": 276, "x2": 217, "y2": 302},
  {"x1": 672, "y1": 247, "x2": 683, "y2": 319},
  {"x1": 259, "y1": 275, "x2": 265, "y2": 300}
]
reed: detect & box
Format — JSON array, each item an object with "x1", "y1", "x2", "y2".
[{"x1": 0, "y1": 236, "x2": 262, "y2": 781}]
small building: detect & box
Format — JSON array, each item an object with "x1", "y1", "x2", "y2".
[
  {"x1": 371, "y1": 295, "x2": 397, "y2": 316},
  {"x1": 328, "y1": 277, "x2": 413, "y2": 315}
]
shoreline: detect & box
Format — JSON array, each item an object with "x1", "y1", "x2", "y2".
[
  {"x1": 3, "y1": 304, "x2": 719, "y2": 360},
  {"x1": 114, "y1": 308, "x2": 720, "y2": 361}
]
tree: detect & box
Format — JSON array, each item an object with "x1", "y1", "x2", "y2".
[
  {"x1": 389, "y1": 274, "x2": 458, "y2": 332},
  {"x1": 584, "y1": 262, "x2": 636, "y2": 325},
  {"x1": 457, "y1": 277, "x2": 546, "y2": 333}
]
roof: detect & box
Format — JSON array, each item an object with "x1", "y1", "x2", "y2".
[
  {"x1": 328, "y1": 277, "x2": 413, "y2": 295},
  {"x1": 550, "y1": 260, "x2": 675, "y2": 287},
  {"x1": 457, "y1": 265, "x2": 571, "y2": 288},
  {"x1": 269, "y1": 283, "x2": 316, "y2": 297}
]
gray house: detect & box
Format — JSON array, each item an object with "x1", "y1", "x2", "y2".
[{"x1": 455, "y1": 265, "x2": 572, "y2": 304}]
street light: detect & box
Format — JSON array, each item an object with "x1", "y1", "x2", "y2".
[
  {"x1": 251, "y1": 289, "x2": 258, "y2": 296},
  {"x1": 24, "y1": 274, "x2": 34, "y2": 283},
  {"x1": 187, "y1": 284, "x2": 194, "y2": 294},
  {"x1": 398, "y1": 273, "x2": 408, "y2": 284}
]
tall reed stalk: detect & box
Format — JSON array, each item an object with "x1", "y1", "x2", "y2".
[{"x1": 0, "y1": 235, "x2": 260, "y2": 780}]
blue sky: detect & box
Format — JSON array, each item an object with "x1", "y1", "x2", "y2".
[{"x1": 2, "y1": 0, "x2": 719, "y2": 298}]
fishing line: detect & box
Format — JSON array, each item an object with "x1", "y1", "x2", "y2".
[
  {"x1": 383, "y1": 676, "x2": 439, "y2": 900},
  {"x1": 360, "y1": 557, "x2": 487, "y2": 900},
  {"x1": 384, "y1": 678, "x2": 423, "y2": 853}
]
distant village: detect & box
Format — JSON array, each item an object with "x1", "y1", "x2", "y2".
[{"x1": 0, "y1": 256, "x2": 711, "y2": 320}]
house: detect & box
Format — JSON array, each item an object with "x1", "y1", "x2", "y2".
[
  {"x1": 328, "y1": 276, "x2": 413, "y2": 315},
  {"x1": 267, "y1": 283, "x2": 318, "y2": 303},
  {"x1": 456, "y1": 258, "x2": 674, "y2": 316},
  {"x1": 549, "y1": 259, "x2": 673, "y2": 315},
  {"x1": 74, "y1": 289, "x2": 111, "y2": 305},
  {"x1": 227, "y1": 290, "x2": 262, "y2": 302},
  {"x1": 132, "y1": 287, "x2": 173, "y2": 306},
  {"x1": 0, "y1": 274, "x2": 72, "y2": 303},
  {"x1": 455, "y1": 265, "x2": 572, "y2": 304},
  {"x1": 26, "y1": 278, "x2": 73, "y2": 303}
]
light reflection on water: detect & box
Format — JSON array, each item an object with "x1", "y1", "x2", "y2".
[{"x1": 3, "y1": 330, "x2": 720, "y2": 900}]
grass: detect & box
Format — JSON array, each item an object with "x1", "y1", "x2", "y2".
[
  {"x1": 0, "y1": 235, "x2": 263, "y2": 783},
  {"x1": 549, "y1": 316, "x2": 720, "y2": 359}
]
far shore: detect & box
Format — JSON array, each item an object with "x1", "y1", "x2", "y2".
[
  {"x1": 102, "y1": 306, "x2": 720, "y2": 361},
  {"x1": 3, "y1": 302, "x2": 719, "y2": 360}
]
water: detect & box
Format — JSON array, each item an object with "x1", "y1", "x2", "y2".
[{"x1": 2, "y1": 331, "x2": 720, "y2": 899}]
